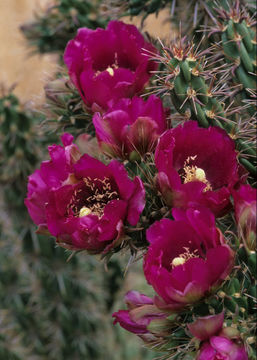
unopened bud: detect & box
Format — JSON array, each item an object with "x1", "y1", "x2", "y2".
[
  {"x1": 246, "y1": 337, "x2": 255, "y2": 345},
  {"x1": 220, "y1": 326, "x2": 240, "y2": 339},
  {"x1": 218, "y1": 291, "x2": 226, "y2": 298}
]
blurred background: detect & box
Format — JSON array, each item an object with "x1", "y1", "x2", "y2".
[
  {"x1": 0, "y1": 1, "x2": 172, "y2": 359},
  {"x1": 0, "y1": 0, "x2": 58, "y2": 103},
  {"x1": 0, "y1": 0, "x2": 172, "y2": 103}
]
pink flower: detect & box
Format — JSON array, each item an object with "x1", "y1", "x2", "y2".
[
  {"x1": 188, "y1": 313, "x2": 225, "y2": 341},
  {"x1": 93, "y1": 95, "x2": 168, "y2": 160},
  {"x1": 25, "y1": 133, "x2": 81, "y2": 230},
  {"x1": 232, "y1": 184, "x2": 256, "y2": 250},
  {"x1": 25, "y1": 134, "x2": 145, "y2": 253},
  {"x1": 112, "y1": 291, "x2": 167, "y2": 341},
  {"x1": 64, "y1": 20, "x2": 158, "y2": 111},
  {"x1": 188, "y1": 313, "x2": 248, "y2": 360},
  {"x1": 143, "y1": 208, "x2": 234, "y2": 311},
  {"x1": 198, "y1": 339, "x2": 248, "y2": 360},
  {"x1": 155, "y1": 121, "x2": 240, "y2": 217}
]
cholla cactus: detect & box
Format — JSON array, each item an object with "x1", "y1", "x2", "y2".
[
  {"x1": 20, "y1": 0, "x2": 106, "y2": 54},
  {"x1": 151, "y1": 35, "x2": 256, "y2": 177},
  {"x1": 0, "y1": 90, "x2": 110, "y2": 359},
  {"x1": 0, "y1": 89, "x2": 39, "y2": 205},
  {"x1": 208, "y1": 1, "x2": 256, "y2": 110},
  {"x1": 101, "y1": 0, "x2": 170, "y2": 18},
  {"x1": 16, "y1": 1, "x2": 257, "y2": 359}
]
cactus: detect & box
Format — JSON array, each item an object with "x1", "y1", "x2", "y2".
[
  {"x1": 20, "y1": 0, "x2": 106, "y2": 55},
  {"x1": 43, "y1": 77, "x2": 95, "y2": 137},
  {"x1": 0, "y1": 90, "x2": 107, "y2": 359},
  {"x1": 152, "y1": 38, "x2": 256, "y2": 177},
  {"x1": 102, "y1": 0, "x2": 170, "y2": 18},
  {"x1": 209, "y1": 1, "x2": 257, "y2": 106},
  {"x1": 14, "y1": 1, "x2": 256, "y2": 359}
]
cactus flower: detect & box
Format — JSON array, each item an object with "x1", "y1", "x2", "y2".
[
  {"x1": 64, "y1": 20, "x2": 158, "y2": 111},
  {"x1": 197, "y1": 338, "x2": 248, "y2": 360},
  {"x1": 187, "y1": 313, "x2": 248, "y2": 360},
  {"x1": 232, "y1": 184, "x2": 256, "y2": 251},
  {"x1": 25, "y1": 134, "x2": 145, "y2": 253},
  {"x1": 93, "y1": 95, "x2": 168, "y2": 160},
  {"x1": 155, "y1": 121, "x2": 240, "y2": 217},
  {"x1": 143, "y1": 208, "x2": 234, "y2": 311},
  {"x1": 188, "y1": 313, "x2": 249, "y2": 360},
  {"x1": 112, "y1": 291, "x2": 168, "y2": 341}
]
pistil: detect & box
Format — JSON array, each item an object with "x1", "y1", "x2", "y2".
[
  {"x1": 171, "y1": 247, "x2": 199, "y2": 268},
  {"x1": 182, "y1": 156, "x2": 212, "y2": 192}
]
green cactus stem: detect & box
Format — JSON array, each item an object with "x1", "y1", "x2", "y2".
[
  {"x1": 154, "y1": 40, "x2": 256, "y2": 176},
  {"x1": 20, "y1": 0, "x2": 106, "y2": 55},
  {"x1": 210, "y1": 1, "x2": 257, "y2": 113}
]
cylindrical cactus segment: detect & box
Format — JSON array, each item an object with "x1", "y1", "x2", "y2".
[
  {"x1": 157, "y1": 40, "x2": 256, "y2": 176},
  {"x1": 213, "y1": 2, "x2": 257, "y2": 96}
]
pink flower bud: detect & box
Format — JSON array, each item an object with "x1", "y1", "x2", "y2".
[{"x1": 232, "y1": 184, "x2": 256, "y2": 251}]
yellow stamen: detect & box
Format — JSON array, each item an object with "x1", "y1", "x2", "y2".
[
  {"x1": 79, "y1": 207, "x2": 92, "y2": 217},
  {"x1": 183, "y1": 156, "x2": 212, "y2": 192},
  {"x1": 171, "y1": 247, "x2": 199, "y2": 268},
  {"x1": 195, "y1": 168, "x2": 206, "y2": 182},
  {"x1": 172, "y1": 257, "x2": 186, "y2": 267},
  {"x1": 106, "y1": 66, "x2": 114, "y2": 76}
]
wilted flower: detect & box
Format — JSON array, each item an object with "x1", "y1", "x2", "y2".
[
  {"x1": 188, "y1": 312, "x2": 225, "y2": 341},
  {"x1": 144, "y1": 208, "x2": 234, "y2": 311},
  {"x1": 232, "y1": 184, "x2": 256, "y2": 251},
  {"x1": 93, "y1": 95, "x2": 168, "y2": 160},
  {"x1": 64, "y1": 20, "x2": 158, "y2": 111},
  {"x1": 155, "y1": 121, "x2": 240, "y2": 217},
  {"x1": 25, "y1": 134, "x2": 145, "y2": 253},
  {"x1": 112, "y1": 290, "x2": 169, "y2": 342},
  {"x1": 188, "y1": 313, "x2": 248, "y2": 360}
]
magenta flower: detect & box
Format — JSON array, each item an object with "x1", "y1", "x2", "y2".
[
  {"x1": 25, "y1": 133, "x2": 81, "y2": 232},
  {"x1": 188, "y1": 313, "x2": 248, "y2": 360},
  {"x1": 112, "y1": 291, "x2": 167, "y2": 341},
  {"x1": 198, "y1": 338, "x2": 248, "y2": 360},
  {"x1": 64, "y1": 20, "x2": 158, "y2": 111},
  {"x1": 143, "y1": 208, "x2": 234, "y2": 311},
  {"x1": 25, "y1": 134, "x2": 145, "y2": 253},
  {"x1": 155, "y1": 121, "x2": 240, "y2": 217},
  {"x1": 232, "y1": 184, "x2": 256, "y2": 250},
  {"x1": 93, "y1": 95, "x2": 168, "y2": 160}
]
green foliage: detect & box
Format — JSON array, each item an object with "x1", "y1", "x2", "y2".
[
  {"x1": 0, "y1": 93, "x2": 38, "y2": 203},
  {"x1": 44, "y1": 77, "x2": 95, "y2": 136},
  {"x1": 0, "y1": 89, "x2": 107, "y2": 359},
  {"x1": 21, "y1": 0, "x2": 106, "y2": 55},
  {"x1": 102, "y1": 0, "x2": 170, "y2": 18},
  {"x1": 210, "y1": 2, "x2": 256, "y2": 113}
]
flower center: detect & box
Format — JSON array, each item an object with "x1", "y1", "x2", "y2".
[
  {"x1": 68, "y1": 176, "x2": 119, "y2": 218},
  {"x1": 79, "y1": 207, "x2": 92, "y2": 217},
  {"x1": 96, "y1": 54, "x2": 119, "y2": 77},
  {"x1": 171, "y1": 247, "x2": 199, "y2": 268},
  {"x1": 106, "y1": 66, "x2": 115, "y2": 76},
  {"x1": 182, "y1": 156, "x2": 212, "y2": 192}
]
